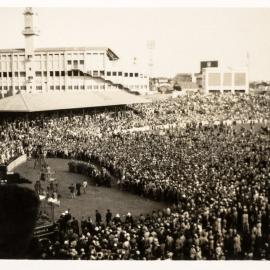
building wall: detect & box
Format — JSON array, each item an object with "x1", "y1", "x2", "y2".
[
  {"x1": 0, "y1": 49, "x2": 149, "y2": 97},
  {"x1": 202, "y1": 68, "x2": 249, "y2": 94}
]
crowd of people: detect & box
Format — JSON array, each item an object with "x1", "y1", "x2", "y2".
[
  {"x1": 29, "y1": 202, "x2": 270, "y2": 260},
  {"x1": 1, "y1": 93, "x2": 269, "y2": 166},
  {"x1": 0, "y1": 92, "x2": 269, "y2": 260},
  {"x1": 68, "y1": 161, "x2": 112, "y2": 188},
  {"x1": 29, "y1": 122, "x2": 269, "y2": 260}
]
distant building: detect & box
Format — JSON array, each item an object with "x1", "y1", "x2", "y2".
[
  {"x1": 195, "y1": 61, "x2": 219, "y2": 88},
  {"x1": 173, "y1": 73, "x2": 192, "y2": 83},
  {"x1": 150, "y1": 77, "x2": 173, "y2": 93},
  {"x1": 202, "y1": 67, "x2": 249, "y2": 94},
  {"x1": 250, "y1": 81, "x2": 270, "y2": 93},
  {"x1": 175, "y1": 81, "x2": 198, "y2": 92},
  {"x1": 173, "y1": 73, "x2": 198, "y2": 92},
  {"x1": 0, "y1": 8, "x2": 149, "y2": 98}
]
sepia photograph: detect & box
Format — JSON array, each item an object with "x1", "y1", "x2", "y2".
[{"x1": 0, "y1": 0, "x2": 269, "y2": 267}]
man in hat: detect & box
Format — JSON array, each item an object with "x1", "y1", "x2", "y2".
[
  {"x1": 82, "y1": 180, "x2": 88, "y2": 194},
  {"x1": 106, "y1": 209, "x2": 112, "y2": 225},
  {"x1": 95, "y1": 210, "x2": 102, "y2": 225},
  {"x1": 68, "y1": 184, "x2": 75, "y2": 199},
  {"x1": 76, "y1": 182, "x2": 82, "y2": 196}
]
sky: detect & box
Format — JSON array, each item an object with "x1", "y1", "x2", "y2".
[{"x1": 0, "y1": 6, "x2": 269, "y2": 80}]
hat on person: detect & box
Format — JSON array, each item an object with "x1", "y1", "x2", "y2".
[
  {"x1": 97, "y1": 251, "x2": 104, "y2": 259},
  {"x1": 167, "y1": 252, "x2": 173, "y2": 258},
  {"x1": 70, "y1": 248, "x2": 78, "y2": 256}
]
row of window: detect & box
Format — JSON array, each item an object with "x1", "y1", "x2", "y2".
[
  {"x1": 0, "y1": 84, "x2": 149, "y2": 91},
  {"x1": 208, "y1": 89, "x2": 247, "y2": 93},
  {"x1": 0, "y1": 71, "x2": 146, "y2": 78},
  {"x1": 67, "y1": 60, "x2": 84, "y2": 65},
  {"x1": 0, "y1": 86, "x2": 26, "y2": 90},
  {"x1": 129, "y1": 85, "x2": 148, "y2": 89},
  {"x1": 0, "y1": 85, "x2": 106, "y2": 91},
  {"x1": 0, "y1": 52, "x2": 104, "y2": 59},
  {"x1": 106, "y1": 71, "x2": 139, "y2": 78},
  {"x1": 47, "y1": 85, "x2": 106, "y2": 90},
  {"x1": 0, "y1": 72, "x2": 26, "y2": 77}
]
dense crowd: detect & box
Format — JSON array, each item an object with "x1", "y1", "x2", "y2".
[
  {"x1": 0, "y1": 93, "x2": 269, "y2": 165},
  {"x1": 0, "y1": 93, "x2": 270, "y2": 260},
  {"x1": 29, "y1": 123, "x2": 270, "y2": 260}
]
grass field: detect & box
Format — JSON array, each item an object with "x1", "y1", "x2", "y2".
[{"x1": 15, "y1": 158, "x2": 167, "y2": 221}]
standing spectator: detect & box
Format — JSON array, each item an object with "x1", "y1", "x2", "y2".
[
  {"x1": 76, "y1": 182, "x2": 82, "y2": 196},
  {"x1": 233, "y1": 232, "x2": 242, "y2": 258},
  {"x1": 82, "y1": 180, "x2": 88, "y2": 194},
  {"x1": 71, "y1": 217, "x2": 80, "y2": 235},
  {"x1": 106, "y1": 209, "x2": 112, "y2": 225},
  {"x1": 95, "y1": 210, "x2": 102, "y2": 225},
  {"x1": 68, "y1": 184, "x2": 75, "y2": 199},
  {"x1": 125, "y1": 212, "x2": 134, "y2": 224}
]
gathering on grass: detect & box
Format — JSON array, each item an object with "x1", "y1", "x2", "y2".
[{"x1": 0, "y1": 93, "x2": 270, "y2": 260}]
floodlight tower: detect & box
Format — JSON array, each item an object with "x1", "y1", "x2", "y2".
[
  {"x1": 246, "y1": 51, "x2": 250, "y2": 93},
  {"x1": 147, "y1": 40, "x2": 155, "y2": 78}
]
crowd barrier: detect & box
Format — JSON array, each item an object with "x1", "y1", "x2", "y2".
[{"x1": 6, "y1": 154, "x2": 27, "y2": 172}]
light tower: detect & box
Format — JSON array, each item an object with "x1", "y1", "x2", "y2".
[
  {"x1": 22, "y1": 7, "x2": 39, "y2": 92},
  {"x1": 246, "y1": 51, "x2": 250, "y2": 93},
  {"x1": 147, "y1": 40, "x2": 155, "y2": 78}
]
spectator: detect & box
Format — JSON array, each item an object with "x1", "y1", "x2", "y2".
[
  {"x1": 69, "y1": 184, "x2": 75, "y2": 199},
  {"x1": 106, "y1": 209, "x2": 112, "y2": 225},
  {"x1": 82, "y1": 180, "x2": 88, "y2": 194},
  {"x1": 95, "y1": 210, "x2": 102, "y2": 225}
]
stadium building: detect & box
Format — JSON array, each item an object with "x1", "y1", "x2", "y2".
[
  {"x1": 202, "y1": 67, "x2": 249, "y2": 94},
  {"x1": 0, "y1": 8, "x2": 150, "y2": 98}
]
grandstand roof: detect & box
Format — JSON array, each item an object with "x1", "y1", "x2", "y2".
[
  {"x1": 0, "y1": 91, "x2": 150, "y2": 112},
  {"x1": 0, "y1": 47, "x2": 119, "y2": 60}
]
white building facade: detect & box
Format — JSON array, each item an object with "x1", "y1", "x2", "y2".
[
  {"x1": 0, "y1": 8, "x2": 149, "y2": 98},
  {"x1": 202, "y1": 67, "x2": 249, "y2": 94}
]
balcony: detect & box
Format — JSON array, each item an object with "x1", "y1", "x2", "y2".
[{"x1": 22, "y1": 28, "x2": 40, "y2": 36}]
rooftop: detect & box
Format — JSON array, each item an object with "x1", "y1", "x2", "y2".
[
  {"x1": 0, "y1": 90, "x2": 149, "y2": 112},
  {"x1": 0, "y1": 47, "x2": 119, "y2": 60}
]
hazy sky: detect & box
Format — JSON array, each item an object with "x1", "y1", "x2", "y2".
[{"x1": 0, "y1": 7, "x2": 269, "y2": 80}]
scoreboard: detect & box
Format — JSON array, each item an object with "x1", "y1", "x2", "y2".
[{"x1": 200, "y1": 61, "x2": 218, "y2": 73}]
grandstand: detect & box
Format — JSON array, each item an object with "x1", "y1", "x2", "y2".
[
  {"x1": 0, "y1": 90, "x2": 150, "y2": 113},
  {"x1": 0, "y1": 8, "x2": 150, "y2": 98}
]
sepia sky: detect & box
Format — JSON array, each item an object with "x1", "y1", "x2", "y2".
[{"x1": 0, "y1": 7, "x2": 269, "y2": 80}]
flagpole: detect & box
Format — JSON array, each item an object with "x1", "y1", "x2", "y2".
[{"x1": 247, "y1": 51, "x2": 250, "y2": 92}]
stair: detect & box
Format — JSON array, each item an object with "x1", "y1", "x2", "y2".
[{"x1": 70, "y1": 69, "x2": 140, "y2": 95}]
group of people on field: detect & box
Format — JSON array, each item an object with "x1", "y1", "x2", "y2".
[{"x1": 0, "y1": 93, "x2": 269, "y2": 260}]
